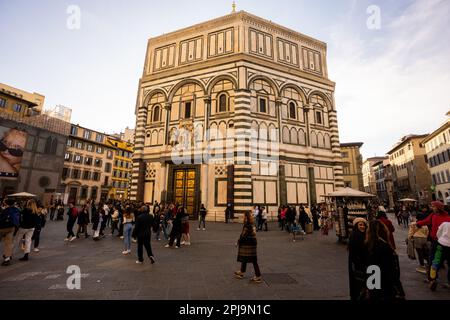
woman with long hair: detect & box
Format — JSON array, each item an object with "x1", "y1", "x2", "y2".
[
  {"x1": 364, "y1": 220, "x2": 405, "y2": 300},
  {"x1": 15, "y1": 199, "x2": 40, "y2": 261},
  {"x1": 234, "y1": 210, "x2": 262, "y2": 283},
  {"x1": 348, "y1": 218, "x2": 367, "y2": 300},
  {"x1": 122, "y1": 206, "x2": 135, "y2": 254}
]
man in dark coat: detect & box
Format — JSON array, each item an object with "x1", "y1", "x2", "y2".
[
  {"x1": 134, "y1": 205, "x2": 155, "y2": 264},
  {"x1": 166, "y1": 206, "x2": 183, "y2": 248}
]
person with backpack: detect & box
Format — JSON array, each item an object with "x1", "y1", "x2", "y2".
[
  {"x1": 0, "y1": 198, "x2": 20, "y2": 266},
  {"x1": 65, "y1": 203, "x2": 78, "y2": 242}
]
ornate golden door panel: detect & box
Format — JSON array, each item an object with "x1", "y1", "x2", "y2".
[{"x1": 173, "y1": 169, "x2": 197, "y2": 216}]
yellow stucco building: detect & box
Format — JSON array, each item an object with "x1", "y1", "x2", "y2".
[{"x1": 106, "y1": 137, "x2": 133, "y2": 200}]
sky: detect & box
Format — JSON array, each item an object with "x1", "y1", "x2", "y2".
[{"x1": 0, "y1": 0, "x2": 449, "y2": 159}]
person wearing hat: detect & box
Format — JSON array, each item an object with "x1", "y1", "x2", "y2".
[
  {"x1": 348, "y1": 217, "x2": 368, "y2": 300},
  {"x1": 416, "y1": 201, "x2": 450, "y2": 281},
  {"x1": 376, "y1": 208, "x2": 396, "y2": 250}
]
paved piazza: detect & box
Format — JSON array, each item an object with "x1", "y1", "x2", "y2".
[{"x1": 0, "y1": 214, "x2": 449, "y2": 300}]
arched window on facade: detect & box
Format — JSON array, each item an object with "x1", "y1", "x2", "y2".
[
  {"x1": 251, "y1": 121, "x2": 259, "y2": 140},
  {"x1": 317, "y1": 133, "x2": 325, "y2": 148},
  {"x1": 153, "y1": 105, "x2": 160, "y2": 122},
  {"x1": 259, "y1": 123, "x2": 268, "y2": 141},
  {"x1": 311, "y1": 131, "x2": 318, "y2": 147},
  {"x1": 269, "y1": 124, "x2": 277, "y2": 142},
  {"x1": 45, "y1": 137, "x2": 57, "y2": 155},
  {"x1": 298, "y1": 129, "x2": 306, "y2": 146},
  {"x1": 282, "y1": 126, "x2": 290, "y2": 144},
  {"x1": 289, "y1": 102, "x2": 296, "y2": 119},
  {"x1": 218, "y1": 93, "x2": 228, "y2": 113},
  {"x1": 324, "y1": 134, "x2": 331, "y2": 149},
  {"x1": 290, "y1": 128, "x2": 298, "y2": 145}
]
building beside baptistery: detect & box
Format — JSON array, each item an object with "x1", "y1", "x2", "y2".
[{"x1": 131, "y1": 11, "x2": 344, "y2": 219}]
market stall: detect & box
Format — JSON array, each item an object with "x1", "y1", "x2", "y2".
[{"x1": 323, "y1": 188, "x2": 376, "y2": 243}]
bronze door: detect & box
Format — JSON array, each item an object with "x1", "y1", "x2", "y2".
[{"x1": 174, "y1": 169, "x2": 196, "y2": 216}]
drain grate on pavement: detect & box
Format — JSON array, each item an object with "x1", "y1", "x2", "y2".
[{"x1": 262, "y1": 273, "x2": 298, "y2": 285}]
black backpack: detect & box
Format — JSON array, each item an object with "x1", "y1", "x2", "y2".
[{"x1": 0, "y1": 208, "x2": 13, "y2": 229}]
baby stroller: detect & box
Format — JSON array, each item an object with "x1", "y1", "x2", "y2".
[{"x1": 56, "y1": 206, "x2": 64, "y2": 220}]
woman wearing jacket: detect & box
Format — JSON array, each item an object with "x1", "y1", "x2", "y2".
[
  {"x1": 376, "y1": 210, "x2": 396, "y2": 250},
  {"x1": 76, "y1": 205, "x2": 90, "y2": 238},
  {"x1": 15, "y1": 199, "x2": 40, "y2": 261},
  {"x1": 234, "y1": 210, "x2": 262, "y2": 283},
  {"x1": 364, "y1": 220, "x2": 405, "y2": 300},
  {"x1": 31, "y1": 204, "x2": 47, "y2": 252},
  {"x1": 348, "y1": 217, "x2": 367, "y2": 300}
]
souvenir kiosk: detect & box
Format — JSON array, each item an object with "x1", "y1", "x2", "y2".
[{"x1": 324, "y1": 188, "x2": 375, "y2": 243}]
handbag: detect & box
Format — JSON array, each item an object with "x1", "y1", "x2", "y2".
[{"x1": 406, "y1": 238, "x2": 416, "y2": 260}]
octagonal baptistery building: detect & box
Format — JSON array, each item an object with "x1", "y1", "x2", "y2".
[{"x1": 131, "y1": 11, "x2": 344, "y2": 220}]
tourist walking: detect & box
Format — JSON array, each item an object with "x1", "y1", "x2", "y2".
[
  {"x1": 31, "y1": 204, "x2": 47, "y2": 252},
  {"x1": 65, "y1": 203, "x2": 78, "y2": 242},
  {"x1": 348, "y1": 217, "x2": 367, "y2": 300},
  {"x1": 401, "y1": 208, "x2": 411, "y2": 228},
  {"x1": 181, "y1": 208, "x2": 191, "y2": 245},
  {"x1": 76, "y1": 205, "x2": 90, "y2": 238},
  {"x1": 110, "y1": 206, "x2": 120, "y2": 235},
  {"x1": 134, "y1": 205, "x2": 155, "y2": 264},
  {"x1": 166, "y1": 206, "x2": 183, "y2": 248},
  {"x1": 299, "y1": 206, "x2": 309, "y2": 233},
  {"x1": 312, "y1": 205, "x2": 320, "y2": 231},
  {"x1": 0, "y1": 198, "x2": 20, "y2": 266},
  {"x1": 234, "y1": 210, "x2": 262, "y2": 283},
  {"x1": 260, "y1": 206, "x2": 268, "y2": 231},
  {"x1": 122, "y1": 207, "x2": 135, "y2": 254},
  {"x1": 92, "y1": 204, "x2": 102, "y2": 241},
  {"x1": 15, "y1": 199, "x2": 40, "y2": 261},
  {"x1": 198, "y1": 204, "x2": 207, "y2": 230}
]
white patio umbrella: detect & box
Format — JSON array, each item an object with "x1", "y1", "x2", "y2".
[
  {"x1": 7, "y1": 192, "x2": 37, "y2": 198},
  {"x1": 398, "y1": 198, "x2": 417, "y2": 202}
]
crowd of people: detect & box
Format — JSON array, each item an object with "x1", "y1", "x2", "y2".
[
  {"x1": 348, "y1": 201, "x2": 450, "y2": 300},
  {"x1": 2, "y1": 196, "x2": 450, "y2": 298},
  {"x1": 0, "y1": 198, "x2": 211, "y2": 266}
]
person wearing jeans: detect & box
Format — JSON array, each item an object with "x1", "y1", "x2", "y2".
[
  {"x1": 198, "y1": 204, "x2": 207, "y2": 231},
  {"x1": 122, "y1": 208, "x2": 135, "y2": 254}
]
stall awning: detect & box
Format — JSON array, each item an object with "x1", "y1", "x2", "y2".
[{"x1": 326, "y1": 187, "x2": 375, "y2": 198}]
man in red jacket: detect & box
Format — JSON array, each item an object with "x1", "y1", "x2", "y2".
[
  {"x1": 376, "y1": 208, "x2": 396, "y2": 250},
  {"x1": 417, "y1": 201, "x2": 450, "y2": 280}
]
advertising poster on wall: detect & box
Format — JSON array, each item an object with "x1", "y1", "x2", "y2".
[{"x1": 0, "y1": 126, "x2": 27, "y2": 178}]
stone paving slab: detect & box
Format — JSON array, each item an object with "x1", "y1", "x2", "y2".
[{"x1": 0, "y1": 215, "x2": 449, "y2": 300}]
